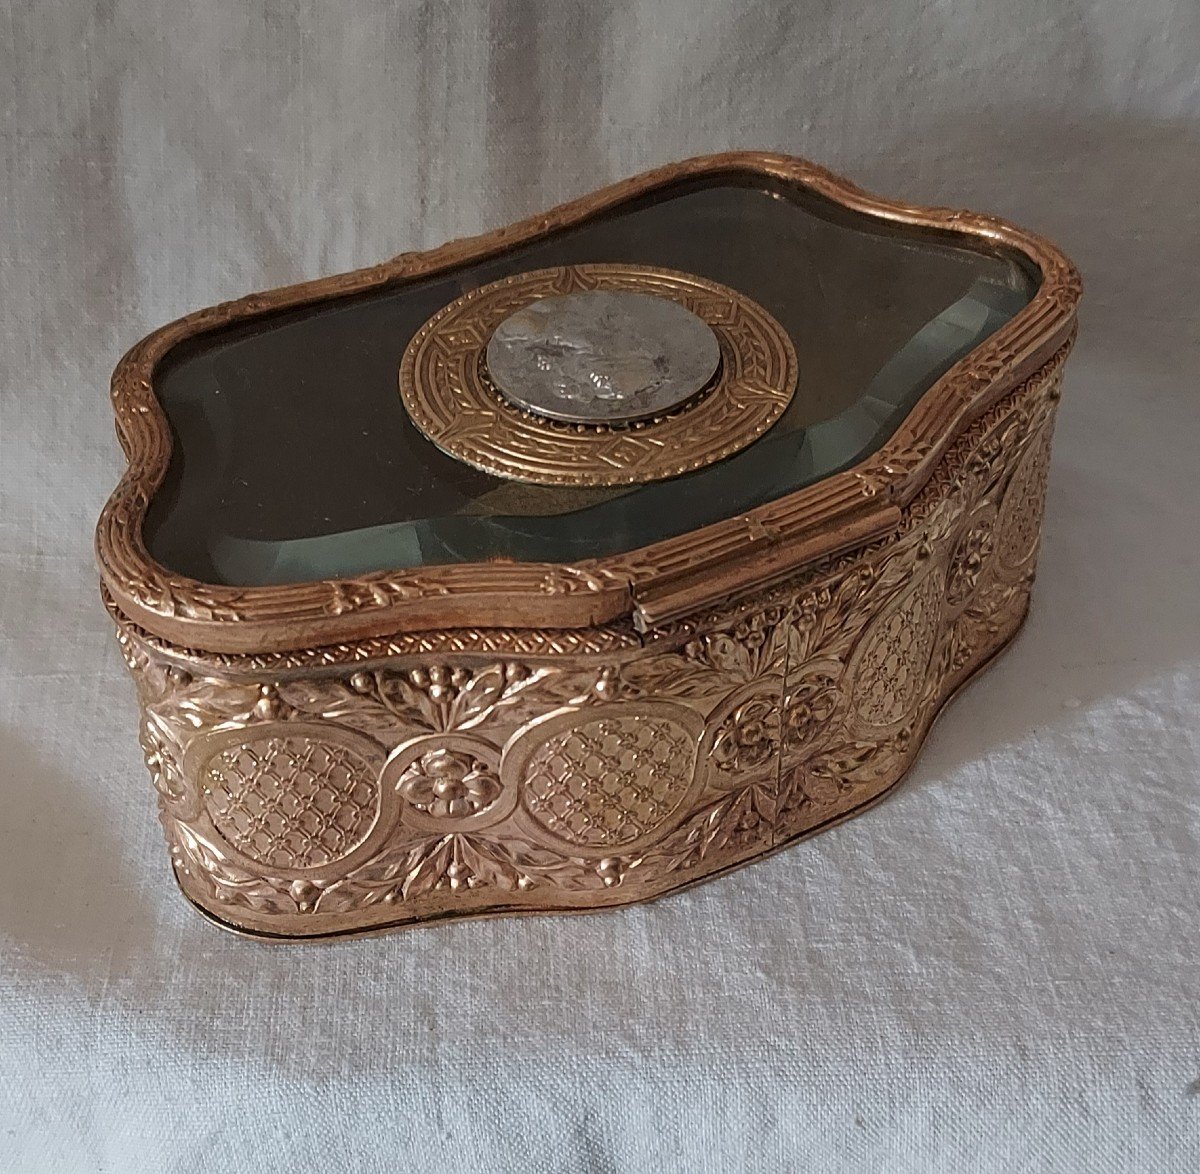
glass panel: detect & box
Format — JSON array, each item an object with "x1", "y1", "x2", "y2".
[{"x1": 145, "y1": 171, "x2": 1039, "y2": 584}]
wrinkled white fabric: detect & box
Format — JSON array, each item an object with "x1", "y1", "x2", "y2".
[{"x1": 1, "y1": 3, "x2": 1198, "y2": 1171}]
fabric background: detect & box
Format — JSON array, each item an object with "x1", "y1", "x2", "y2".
[{"x1": 2, "y1": 2, "x2": 1198, "y2": 1170}]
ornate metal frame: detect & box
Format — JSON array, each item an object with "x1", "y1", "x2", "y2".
[
  {"x1": 399, "y1": 263, "x2": 798, "y2": 486},
  {"x1": 96, "y1": 152, "x2": 1080, "y2": 939}
]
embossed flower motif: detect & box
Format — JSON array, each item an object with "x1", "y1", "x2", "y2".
[
  {"x1": 140, "y1": 719, "x2": 194, "y2": 806},
  {"x1": 397, "y1": 749, "x2": 502, "y2": 819},
  {"x1": 712, "y1": 695, "x2": 779, "y2": 773},
  {"x1": 782, "y1": 672, "x2": 840, "y2": 754}
]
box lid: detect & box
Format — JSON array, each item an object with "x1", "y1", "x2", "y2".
[{"x1": 97, "y1": 152, "x2": 1080, "y2": 654}]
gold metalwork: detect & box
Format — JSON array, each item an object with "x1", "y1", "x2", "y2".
[
  {"x1": 398, "y1": 264, "x2": 797, "y2": 487},
  {"x1": 111, "y1": 348, "x2": 1070, "y2": 939},
  {"x1": 96, "y1": 151, "x2": 1080, "y2": 654},
  {"x1": 96, "y1": 151, "x2": 1082, "y2": 938}
]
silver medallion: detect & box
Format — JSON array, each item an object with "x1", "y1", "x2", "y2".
[{"x1": 485, "y1": 290, "x2": 722, "y2": 424}]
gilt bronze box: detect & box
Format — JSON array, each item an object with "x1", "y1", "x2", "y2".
[{"x1": 97, "y1": 152, "x2": 1080, "y2": 939}]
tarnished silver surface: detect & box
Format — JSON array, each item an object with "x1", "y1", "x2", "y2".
[{"x1": 484, "y1": 290, "x2": 722, "y2": 423}]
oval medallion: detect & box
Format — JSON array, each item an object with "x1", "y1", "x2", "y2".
[
  {"x1": 849, "y1": 568, "x2": 945, "y2": 731},
  {"x1": 504, "y1": 703, "x2": 705, "y2": 855},
  {"x1": 996, "y1": 425, "x2": 1054, "y2": 572},
  {"x1": 198, "y1": 730, "x2": 382, "y2": 870}
]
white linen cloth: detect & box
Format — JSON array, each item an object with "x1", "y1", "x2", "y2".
[{"x1": 1, "y1": 3, "x2": 1197, "y2": 1169}]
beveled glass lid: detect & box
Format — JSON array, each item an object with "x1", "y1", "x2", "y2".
[
  {"x1": 98, "y1": 153, "x2": 1079, "y2": 652},
  {"x1": 142, "y1": 170, "x2": 1038, "y2": 586}
]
